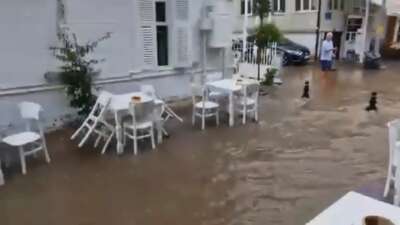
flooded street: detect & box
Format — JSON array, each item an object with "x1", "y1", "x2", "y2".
[{"x1": 1, "y1": 61, "x2": 400, "y2": 225}]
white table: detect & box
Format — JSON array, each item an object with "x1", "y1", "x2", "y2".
[
  {"x1": 306, "y1": 192, "x2": 400, "y2": 225},
  {"x1": 108, "y1": 92, "x2": 163, "y2": 154},
  {"x1": 206, "y1": 79, "x2": 257, "y2": 127}
]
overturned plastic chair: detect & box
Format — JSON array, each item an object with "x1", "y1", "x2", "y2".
[
  {"x1": 71, "y1": 91, "x2": 115, "y2": 154},
  {"x1": 140, "y1": 84, "x2": 183, "y2": 136}
]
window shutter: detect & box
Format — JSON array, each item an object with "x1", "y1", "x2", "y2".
[
  {"x1": 173, "y1": 0, "x2": 192, "y2": 68},
  {"x1": 138, "y1": 0, "x2": 157, "y2": 69}
]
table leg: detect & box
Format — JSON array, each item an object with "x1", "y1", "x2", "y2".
[
  {"x1": 395, "y1": 165, "x2": 400, "y2": 206},
  {"x1": 114, "y1": 111, "x2": 124, "y2": 155},
  {"x1": 0, "y1": 160, "x2": 4, "y2": 186},
  {"x1": 157, "y1": 121, "x2": 163, "y2": 144},
  {"x1": 229, "y1": 92, "x2": 234, "y2": 127}
]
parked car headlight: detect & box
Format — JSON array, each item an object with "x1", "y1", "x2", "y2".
[{"x1": 286, "y1": 50, "x2": 303, "y2": 56}]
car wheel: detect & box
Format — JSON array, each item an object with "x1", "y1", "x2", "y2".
[{"x1": 282, "y1": 54, "x2": 289, "y2": 66}]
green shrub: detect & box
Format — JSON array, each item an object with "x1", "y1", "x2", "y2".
[{"x1": 50, "y1": 30, "x2": 111, "y2": 116}]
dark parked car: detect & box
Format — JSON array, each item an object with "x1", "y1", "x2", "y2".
[
  {"x1": 239, "y1": 36, "x2": 311, "y2": 66},
  {"x1": 277, "y1": 38, "x2": 311, "y2": 66}
]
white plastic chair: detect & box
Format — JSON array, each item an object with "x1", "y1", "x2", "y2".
[
  {"x1": 205, "y1": 72, "x2": 225, "y2": 100},
  {"x1": 70, "y1": 91, "x2": 115, "y2": 154},
  {"x1": 2, "y1": 102, "x2": 50, "y2": 175},
  {"x1": 191, "y1": 83, "x2": 219, "y2": 130},
  {"x1": 384, "y1": 119, "x2": 400, "y2": 198},
  {"x1": 140, "y1": 84, "x2": 183, "y2": 135},
  {"x1": 235, "y1": 82, "x2": 260, "y2": 125},
  {"x1": 123, "y1": 101, "x2": 156, "y2": 155}
]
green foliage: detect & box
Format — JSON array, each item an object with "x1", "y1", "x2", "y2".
[
  {"x1": 50, "y1": 29, "x2": 111, "y2": 116},
  {"x1": 262, "y1": 68, "x2": 277, "y2": 86},
  {"x1": 255, "y1": 23, "x2": 282, "y2": 49},
  {"x1": 253, "y1": 0, "x2": 271, "y2": 26}
]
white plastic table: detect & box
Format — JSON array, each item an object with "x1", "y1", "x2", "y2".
[
  {"x1": 306, "y1": 192, "x2": 400, "y2": 225},
  {"x1": 108, "y1": 92, "x2": 162, "y2": 154},
  {"x1": 206, "y1": 79, "x2": 257, "y2": 127}
]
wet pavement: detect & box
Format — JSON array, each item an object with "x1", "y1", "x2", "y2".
[{"x1": 1, "y1": 61, "x2": 400, "y2": 225}]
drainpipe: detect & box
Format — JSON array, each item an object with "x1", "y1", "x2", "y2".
[
  {"x1": 242, "y1": 0, "x2": 249, "y2": 58},
  {"x1": 314, "y1": 0, "x2": 322, "y2": 61},
  {"x1": 202, "y1": 32, "x2": 207, "y2": 79},
  {"x1": 361, "y1": 0, "x2": 370, "y2": 63}
]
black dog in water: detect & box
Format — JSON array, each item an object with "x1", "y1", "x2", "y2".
[
  {"x1": 302, "y1": 81, "x2": 310, "y2": 99},
  {"x1": 365, "y1": 92, "x2": 378, "y2": 112}
]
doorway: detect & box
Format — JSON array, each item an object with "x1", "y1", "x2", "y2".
[{"x1": 324, "y1": 32, "x2": 342, "y2": 59}]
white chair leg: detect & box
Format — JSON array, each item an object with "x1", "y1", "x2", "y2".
[
  {"x1": 94, "y1": 134, "x2": 102, "y2": 148},
  {"x1": 216, "y1": 110, "x2": 220, "y2": 127},
  {"x1": 162, "y1": 128, "x2": 169, "y2": 136},
  {"x1": 242, "y1": 108, "x2": 246, "y2": 125},
  {"x1": 101, "y1": 130, "x2": 114, "y2": 155},
  {"x1": 192, "y1": 109, "x2": 196, "y2": 126},
  {"x1": 201, "y1": 115, "x2": 205, "y2": 130},
  {"x1": 150, "y1": 129, "x2": 156, "y2": 150},
  {"x1": 71, "y1": 124, "x2": 85, "y2": 140},
  {"x1": 0, "y1": 160, "x2": 4, "y2": 186},
  {"x1": 133, "y1": 129, "x2": 138, "y2": 155},
  {"x1": 42, "y1": 139, "x2": 51, "y2": 163},
  {"x1": 78, "y1": 127, "x2": 93, "y2": 148},
  {"x1": 18, "y1": 147, "x2": 27, "y2": 175},
  {"x1": 384, "y1": 167, "x2": 393, "y2": 198}
]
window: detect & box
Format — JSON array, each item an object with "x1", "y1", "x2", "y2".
[
  {"x1": 273, "y1": 0, "x2": 285, "y2": 13},
  {"x1": 240, "y1": 0, "x2": 253, "y2": 15},
  {"x1": 296, "y1": 0, "x2": 301, "y2": 11},
  {"x1": 328, "y1": 0, "x2": 345, "y2": 11},
  {"x1": 296, "y1": 0, "x2": 317, "y2": 12},
  {"x1": 155, "y1": 1, "x2": 168, "y2": 66},
  {"x1": 395, "y1": 19, "x2": 400, "y2": 43}
]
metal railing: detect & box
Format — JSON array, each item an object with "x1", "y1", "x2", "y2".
[{"x1": 232, "y1": 40, "x2": 278, "y2": 65}]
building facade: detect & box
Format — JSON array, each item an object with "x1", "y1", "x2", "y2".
[
  {"x1": 233, "y1": 0, "x2": 390, "y2": 61},
  {"x1": 0, "y1": 0, "x2": 234, "y2": 128}
]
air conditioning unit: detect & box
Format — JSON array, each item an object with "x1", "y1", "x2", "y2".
[{"x1": 207, "y1": 1, "x2": 233, "y2": 48}]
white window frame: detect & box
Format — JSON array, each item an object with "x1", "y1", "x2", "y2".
[
  {"x1": 295, "y1": 0, "x2": 318, "y2": 13},
  {"x1": 272, "y1": 0, "x2": 286, "y2": 14},
  {"x1": 328, "y1": 0, "x2": 345, "y2": 11},
  {"x1": 240, "y1": 0, "x2": 254, "y2": 16},
  {"x1": 155, "y1": 0, "x2": 172, "y2": 68},
  {"x1": 394, "y1": 18, "x2": 400, "y2": 44}
]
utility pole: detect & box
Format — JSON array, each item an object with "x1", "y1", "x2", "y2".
[{"x1": 314, "y1": 0, "x2": 322, "y2": 61}]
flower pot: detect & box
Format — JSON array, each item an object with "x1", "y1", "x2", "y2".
[{"x1": 364, "y1": 216, "x2": 395, "y2": 225}]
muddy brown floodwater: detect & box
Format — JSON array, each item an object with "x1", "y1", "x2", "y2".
[{"x1": 1, "y1": 61, "x2": 400, "y2": 225}]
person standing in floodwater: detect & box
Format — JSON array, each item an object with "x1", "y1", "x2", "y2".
[{"x1": 320, "y1": 32, "x2": 336, "y2": 72}]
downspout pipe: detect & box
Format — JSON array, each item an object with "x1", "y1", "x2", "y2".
[
  {"x1": 242, "y1": 0, "x2": 249, "y2": 58},
  {"x1": 314, "y1": 0, "x2": 322, "y2": 61}
]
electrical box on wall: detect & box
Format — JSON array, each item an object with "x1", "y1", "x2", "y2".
[{"x1": 207, "y1": 1, "x2": 233, "y2": 48}]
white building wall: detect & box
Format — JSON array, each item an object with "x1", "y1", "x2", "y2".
[
  {"x1": 0, "y1": 0, "x2": 235, "y2": 128},
  {"x1": 0, "y1": 0, "x2": 58, "y2": 88}
]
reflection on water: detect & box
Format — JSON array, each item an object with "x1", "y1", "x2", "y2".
[{"x1": 0, "y1": 62, "x2": 400, "y2": 225}]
